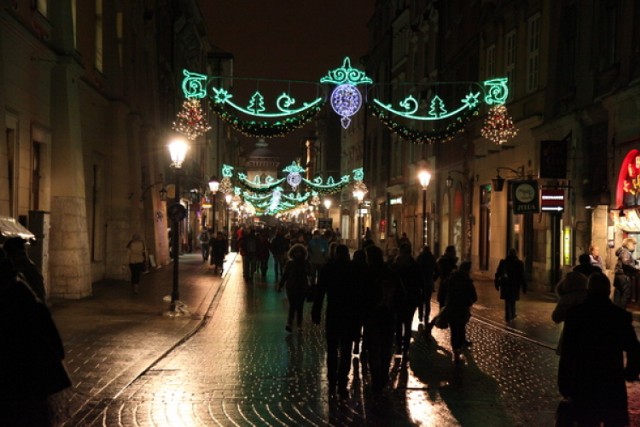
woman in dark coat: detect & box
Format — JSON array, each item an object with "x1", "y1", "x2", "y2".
[
  {"x1": 311, "y1": 244, "x2": 360, "y2": 398},
  {"x1": 445, "y1": 261, "x2": 477, "y2": 363},
  {"x1": 559, "y1": 272, "x2": 640, "y2": 426},
  {"x1": 209, "y1": 231, "x2": 228, "y2": 275},
  {"x1": 278, "y1": 244, "x2": 311, "y2": 333},
  {"x1": 494, "y1": 248, "x2": 526, "y2": 322}
]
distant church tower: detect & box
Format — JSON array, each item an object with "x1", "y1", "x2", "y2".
[{"x1": 245, "y1": 139, "x2": 280, "y2": 183}]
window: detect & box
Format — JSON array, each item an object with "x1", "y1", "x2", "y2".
[
  {"x1": 486, "y1": 44, "x2": 496, "y2": 78},
  {"x1": 95, "y1": 0, "x2": 103, "y2": 72},
  {"x1": 35, "y1": 0, "x2": 47, "y2": 16},
  {"x1": 116, "y1": 11, "x2": 123, "y2": 67},
  {"x1": 526, "y1": 13, "x2": 540, "y2": 93},
  {"x1": 505, "y1": 30, "x2": 516, "y2": 99},
  {"x1": 32, "y1": 142, "x2": 41, "y2": 210},
  {"x1": 71, "y1": 0, "x2": 77, "y2": 48},
  {"x1": 599, "y1": 2, "x2": 617, "y2": 70}
]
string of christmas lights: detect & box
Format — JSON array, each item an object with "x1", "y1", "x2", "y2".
[
  {"x1": 172, "y1": 98, "x2": 211, "y2": 140},
  {"x1": 481, "y1": 105, "x2": 518, "y2": 145}
]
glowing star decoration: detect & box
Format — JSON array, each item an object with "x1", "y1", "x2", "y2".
[
  {"x1": 481, "y1": 104, "x2": 518, "y2": 145},
  {"x1": 321, "y1": 57, "x2": 372, "y2": 129}
]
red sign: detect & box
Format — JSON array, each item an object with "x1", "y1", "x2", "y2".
[{"x1": 541, "y1": 189, "x2": 565, "y2": 212}]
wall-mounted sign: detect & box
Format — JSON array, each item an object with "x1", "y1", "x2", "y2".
[
  {"x1": 389, "y1": 197, "x2": 403, "y2": 205},
  {"x1": 541, "y1": 189, "x2": 565, "y2": 212},
  {"x1": 511, "y1": 180, "x2": 540, "y2": 214}
]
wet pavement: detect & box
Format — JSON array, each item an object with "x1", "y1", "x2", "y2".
[{"x1": 49, "y1": 252, "x2": 640, "y2": 426}]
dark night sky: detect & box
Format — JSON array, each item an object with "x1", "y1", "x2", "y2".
[{"x1": 197, "y1": 0, "x2": 375, "y2": 163}]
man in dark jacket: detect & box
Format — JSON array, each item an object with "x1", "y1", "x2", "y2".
[
  {"x1": 613, "y1": 237, "x2": 639, "y2": 308},
  {"x1": 559, "y1": 272, "x2": 640, "y2": 426},
  {"x1": 416, "y1": 245, "x2": 437, "y2": 324},
  {"x1": 494, "y1": 248, "x2": 526, "y2": 322},
  {"x1": 311, "y1": 244, "x2": 361, "y2": 399},
  {"x1": 391, "y1": 243, "x2": 423, "y2": 357}
]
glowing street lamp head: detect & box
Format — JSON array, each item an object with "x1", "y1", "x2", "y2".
[
  {"x1": 225, "y1": 193, "x2": 233, "y2": 204},
  {"x1": 418, "y1": 170, "x2": 432, "y2": 189},
  {"x1": 168, "y1": 137, "x2": 188, "y2": 168},
  {"x1": 353, "y1": 189, "x2": 365, "y2": 202},
  {"x1": 208, "y1": 176, "x2": 220, "y2": 193},
  {"x1": 323, "y1": 198, "x2": 332, "y2": 210}
]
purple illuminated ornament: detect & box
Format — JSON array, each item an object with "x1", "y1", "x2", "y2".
[{"x1": 330, "y1": 84, "x2": 362, "y2": 129}]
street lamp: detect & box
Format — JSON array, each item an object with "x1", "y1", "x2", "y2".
[
  {"x1": 353, "y1": 184, "x2": 366, "y2": 249},
  {"x1": 225, "y1": 193, "x2": 233, "y2": 251},
  {"x1": 168, "y1": 137, "x2": 188, "y2": 314},
  {"x1": 323, "y1": 198, "x2": 332, "y2": 218},
  {"x1": 208, "y1": 176, "x2": 220, "y2": 232},
  {"x1": 418, "y1": 168, "x2": 432, "y2": 247}
]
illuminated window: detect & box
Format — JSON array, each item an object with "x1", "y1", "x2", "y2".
[
  {"x1": 95, "y1": 0, "x2": 103, "y2": 72},
  {"x1": 526, "y1": 13, "x2": 540, "y2": 93},
  {"x1": 485, "y1": 44, "x2": 496, "y2": 78},
  {"x1": 71, "y1": 0, "x2": 77, "y2": 48},
  {"x1": 505, "y1": 30, "x2": 516, "y2": 100}
]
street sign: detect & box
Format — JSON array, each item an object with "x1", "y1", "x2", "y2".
[
  {"x1": 511, "y1": 180, "x2": 540, "y2": 214},
  {"x1": 541, "y1": 189, "x2": 565, "y2": 213}
]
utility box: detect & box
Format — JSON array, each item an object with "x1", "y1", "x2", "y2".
[{"x1": 28, "y1": 210, "x2": 50, "y2": 295}]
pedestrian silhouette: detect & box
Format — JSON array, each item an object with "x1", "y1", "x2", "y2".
[
  {"x1": 3, "y1": 236, "x2": 46, "y2": 302},
  {"x1": 391, "y1": 242, "x2": 423, "y2": 358},
  {"x1": 416, "y1": 245, "x2": 437, "y2": 325},
  {"x1": 559, "y1": 272, "x2": 640, "y2": 426},
  {"x1": 494, "y1": 248, "x2": 526, "y2": 322},
  {"x1": 0, "y1": 248, "x2": 72, "y2": 426},
  {"x1": 362, "y1": 245, "x2": 405, "y2": 396},
  {"x1": 126, "y1": 233, "x2": 147, "y2": 295},
  {"x1": 573, "y1": 253, "x2": 601, "y2": 277},
  {"x1": 311, "y1": 244, "x2": 360, "y2": 399},
  {"x1": 278, "y1": 243, "x2": 312, "y2": 333},
  {"x1": 552, "y1": 271, "x2": 588, "y2": 355},
  {"x1": 442, "y1": 261, "x2": 477, "y2": 363}
]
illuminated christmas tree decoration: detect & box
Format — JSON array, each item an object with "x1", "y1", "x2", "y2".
[
  {"x1": 172, "y1": 99, "x2": 211, "y2": 140},
  {"x1": 481, "y1": 105, "x2": 518, "y2": 145}
]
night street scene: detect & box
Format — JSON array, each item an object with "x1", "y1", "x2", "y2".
[{"x1": 2, "y1": 1, "x2": 640, "y2": 426}]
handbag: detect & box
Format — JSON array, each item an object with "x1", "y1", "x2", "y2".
[{"x1": 433, "y1": 306, "x2": 449, "y2": 329}]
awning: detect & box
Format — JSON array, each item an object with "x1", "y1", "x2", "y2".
[{"x1": 0, "y1": 216, "x2": 36, "y2": 240}]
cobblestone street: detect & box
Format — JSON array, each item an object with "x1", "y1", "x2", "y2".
[{"x1": 51, "y1": 253, "x2": 640, "y2": 426}]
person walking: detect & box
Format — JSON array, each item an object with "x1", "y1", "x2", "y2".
[
  {"x1": 430, "y1": 245, "x2": 459, "y2": 329},
  {"x1": 383, "y1": 233, "x2": 399, "y2": 263},
  {"x1": 270, "y1": 229, "x2": 290, "y2": 280},
  {"x1": 209, "y1": 231, "x2": 228, "y2": 275},
  {"x1": 351, "y1": 249, "x2": 368, "y2": 355},
  {"x1": 307, "y1": 229, "x2": 329, "y2": 285},
  {"x1": 311, "y1": 244, "x2": 361, "y2": 399},
  {"x1": 558, "y1": 272, "x2": 640, "y2": 426},
  {"x1": 0, "y1": 248, "x2": 72, "y2": 426},
  {"x1": 239, "y1": 227, "x2": 258, "y2": 280},
  {"x1": 256, "y1": 229, "x2": 271, "y2": 279},
  {"x1": 391, "y1": 243, "x2": 423, "y2": 358},
  {"x1": 197, "y1": 228, "x2": 211, "y2": 261},
  {"x1": 613, "y1": 237, "x2": 639, "y2": 309},
  {"x1": 126, "y1": 233, "x2": 147, "y2": 294},
  {"x1": 494, "y1": 248, "x2": 526, "y2": 322},
  {"x1": 443, "y1": 261, "x2": 477, "y2": 363},
  {"x1": 2, "y1": 237, "x2": 46, "y2": 302},
  {"x1": 416, "y1": 245, "x2": 437, "y2": 325},
  {"x1": 573, "y1": 253, "x2": 601, "y2": 277},
  {"x1": 361, "y1": 245, "x2": 405, "y2": 397},
  {"x1": 551, "y1": 271, "x2": 588, "y2": 356},
  {"x1": 278, "y1": 243, "x2": 312, "y2": 333}
]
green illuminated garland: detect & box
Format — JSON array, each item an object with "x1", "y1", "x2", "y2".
[{"x1": 210, "y1": 101, "x2": 325, "y2": 138}]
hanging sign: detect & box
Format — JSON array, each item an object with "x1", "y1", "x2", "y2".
[
  {"x1": 511, "y1": 180, "x2": 540, "y2": 214},
  {"x1": 541, "y1": 189, "x2": 565, "y2": 213}
]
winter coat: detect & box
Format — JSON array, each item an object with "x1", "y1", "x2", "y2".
[
  {"x1": 495, "y1": 255, "x2": 526, "y2": 301},
  {"x1": 311, "y1": 258, "x2": 362, "y2": 336},
  {"x1": 559, "y1": 295, "x2": 640, "y2": 422},
  {"x1": 391, "y1": 254, "x2": 423, "y2": 309},
  {"x1": 363, "y1": 264, "x2": 405, "y2": 322},
  {"x1": 278, "y1": 245, "x2": 311, "y2": 295},
  {"x1": 443, "y1": 269, "x2": 477, "y2": 324},
  {"x1": 416, "y1": 249, "x2": 437, "y2": 292}
]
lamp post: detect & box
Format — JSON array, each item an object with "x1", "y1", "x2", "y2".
[
  {"x1": 168, "y1": 137, "x2": 188, "y2": 313},
  {"x1": 353, "y1": 187, "x2": 365, "y2": 249},
  {"x1": 225, "y1": 193, "x2": 233, "y2": 252},
  {"x1": 208, "y1": 176, "x2": 220, "y2": 232},
  {"x1": 418, "y1": 169, "x2": 432, "y2": 247}
]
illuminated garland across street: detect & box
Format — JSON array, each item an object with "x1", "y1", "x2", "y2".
[
  {"x1": 222, "y1": 163, "x2": 365, "y2": 216},
  {"x1": 180, "y1": 59, "x2": 514, "y2": 144}
]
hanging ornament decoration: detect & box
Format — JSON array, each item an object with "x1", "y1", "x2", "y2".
[
  {"x1": 172, "y1": 98, "x2": 211, "y2": 140},
  {"x1": 320, "y1": 57, "x2": 373, "y2": 129},
  {"x1": 481, "y1": 104, "x2": 518, "y2": 145},
  {"x1": 283, "y1": 161, "x2": 305, "y2": 191}
]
